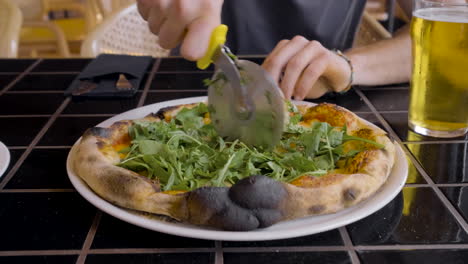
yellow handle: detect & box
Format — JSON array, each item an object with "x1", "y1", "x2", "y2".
[{"x1": 196, "y1": 24, "x2": 228, "y2": 70}]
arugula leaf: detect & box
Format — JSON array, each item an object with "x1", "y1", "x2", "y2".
[{"x1": 118, "y1": 102, "x2": 385, "y2": 191}]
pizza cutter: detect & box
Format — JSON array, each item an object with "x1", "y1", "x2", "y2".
[{"x1": 197, "y1": 25, "x2": 285, "y2": 149}]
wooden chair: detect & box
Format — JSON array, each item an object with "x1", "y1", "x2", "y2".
[
  {"x1": 0, "y1": 0, "x2": 22, "y2": 58},
  {"x1": 354, "y1": 11, "x2": 392, "y2": 47}
]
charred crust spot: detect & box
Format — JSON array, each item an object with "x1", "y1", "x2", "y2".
[
  {"x1": 343, "y1": 188, "x2": 360, "y2": 202},
  {"x1": 153, "y1": 106, "x2": 179, "y2": 120},
  {"x1": 308, "y1": 205, "x2": 326, "y2": 214},
  {"x1": 147, "y1": 112, "x2": 163, "y2": 120},
  {"x1": 85, "y1": 127, "x2": 111, "y2": 138}
]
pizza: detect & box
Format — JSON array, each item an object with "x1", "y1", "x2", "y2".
[{"x1": 69, "y1": 101, "x2": 396, "y2": 231}]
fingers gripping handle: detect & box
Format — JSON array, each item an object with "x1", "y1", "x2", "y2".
[{"x1": 196, "y1": 24, "x2": 228, "y2": 70}]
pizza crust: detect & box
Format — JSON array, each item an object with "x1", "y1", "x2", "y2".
[{"x1": 70, "y1": 102, "x2": 396, "y2": 231}]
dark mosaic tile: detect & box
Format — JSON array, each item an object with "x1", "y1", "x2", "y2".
[
  {"x1": 158, "y1": 58, "x2": 213, "y2": 72},
  {"x1": 347, "y1": 187, "x2": 468, "y2": 245},
  {"x1": 144, "y1": 91, "x2": 207, "y2": 105},
  {"x1": 441, "y1": 187, "x2": 468, "y2": 222},
  {"x1": 92, "y1": 213, "x2": 214, "y2": 248},
  {"x1": 0, "y1": 93, "x2": 63, "y2": 115},
  {"x1": 362, "y1": 89, "x2": 409, "y2": 111},
  {"x1": 5, "y1": 148, "x2": 73, "y2": 189},
  {"x1": 86, "y1": 253, "x2": 213, "y2": 264},
  {"x1": 32, "y1": 59, "x2": 91, "y2": 72},
  {"x1": 356, "y1": 112, "x2": 386, "y2": 131},
  {"x1": 63, "y1": 93, "x2": 142, "y2": 114},
  {"x1": 1, "y1": 149, "x2": 24, "y2": 179},
  {"x1": 0, "y1": 192, "x2": 96, "y2": 250},
  {"x1": 10, "y1": 74, "x2": 76, "y2": 91},
  {"x1": 404, "y1": 154, "x2": 426, "y2": 184},
  {"x1": 0, "y1": 59, "x2": 36, "y2": 72},
  {"x1": 306, "y1": 90, "x2": 370, "y2": 112},
  {"x1": 0, "y1": 117, "x2": 47, "y2": 146},
  {"x1": 0, "y1": 74, "x2": 17, "y2": 89},
  {"x1": 38, "y1": 116, "x2": 108, "y2": 146},
  {"x1": 150, "y1": 73, "x2": 211, "y2": 90},
  {"x1": 406, "y1": 143, "x2": 468, "y2": 184},
  {"x1": 0, "y1": 255, "x2": 77, "y2": 264},
  {"x1": 358, "y1": 249, "x2": 468, "y2": 264},
  {"x1": 224, "y1": 252, "x2": 351, "y2": 264},
  {"x1": 223, "y1": 230, "x2": 342, "y2": 247},
  {"x1": 382, "y1": 113, "x2": 468, "y2": 142}
]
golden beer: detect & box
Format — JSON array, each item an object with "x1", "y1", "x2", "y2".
[{"x1": 409, "y1": 7, "x2": 468, "y2": 137}]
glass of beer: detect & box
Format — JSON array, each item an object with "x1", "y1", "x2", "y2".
[{"x1": 409, "y1": 0, "x2": 468, "y2": 138}]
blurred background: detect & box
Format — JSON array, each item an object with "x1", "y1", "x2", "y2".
[{"x1": 0, "y1": 0, "x2": 409, "y2": 59}]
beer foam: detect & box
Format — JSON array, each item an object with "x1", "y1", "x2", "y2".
[{"x1": 414, "y1": 7, "x2": 468, "y2": 23}]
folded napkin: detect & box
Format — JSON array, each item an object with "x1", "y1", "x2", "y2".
[{"x1": 65, "y1": 54, "x2": 152, "y2": 98}]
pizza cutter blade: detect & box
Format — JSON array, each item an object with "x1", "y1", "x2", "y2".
[{"x1": 197, "y1": 25, "x2": 285, "y2": 149}]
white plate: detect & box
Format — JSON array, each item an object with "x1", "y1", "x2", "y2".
[
  {"x1": 66, "y1": 96, "x2": 408, "y2": 241},
  {"x1": 0, "y1": 141, "x2": 11, "y2": 178}
]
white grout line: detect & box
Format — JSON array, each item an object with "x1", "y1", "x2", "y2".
[
  {"x1": 355, "y1": 88, "x2": 468, "y2": 234},
  {"x1": 215, "y1": 241, "x2": 224, "y2": 264},
  {"x1": 5, "y1": 90, "x2": 64, "y2": 94},
  {"x1": 88, "y1": 248, "x2": 215, "y2": 254},
  {"x1": 339, "y1": 227, "x2": 361, "y2": 264},
  {"x1": 355, "y1": 244, "x2": 468, "y2": 250},
  {"x1": 0, "y1": 59, "x2": 42, "y2": 96},
  {"x1": 0, "y1": 115, "x2": 52, "y2": 118},
  {"x1": 404, "y1": 184, "x2": 431, "y2": 188},
  {"x1": 222, "y1": 246, "x2": 347, "y2": 253},
  {"x1": 0, "y1": 250, "x2": 81, "y2": 256},
  {"x1": 76, "y1": 211, "x2": 102, "y2": 264},
  {"x1": 433, "y1": 183, "x2": 468, "y2": 188},
  {"x1": 0, "y1": 97, "x2": 70, "y2": 190},
  {"x1": 377, "y1": 110, "x2": 408, "y2": 114},
  {"x1": 137, "y1": 59, "x2": 160, "y2": 107},
  {"x1": 6, "y1": 146, "x2": 28, "y2": 150},
  {"x1": 3, "y1": 244, "x2": 468, "y2": 258}
]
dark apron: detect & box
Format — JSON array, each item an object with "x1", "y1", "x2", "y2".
[{"x1": 221, "y1": 0, "x2": 366, "y2": 54}]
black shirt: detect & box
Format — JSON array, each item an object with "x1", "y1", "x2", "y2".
[{"x1": 221, "y1": 0, "x2": 366, "y2": 54}]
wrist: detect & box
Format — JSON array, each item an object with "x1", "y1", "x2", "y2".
[
  {"x1": 333, "y1": 50, "x2": 354, "y2": 93},
  {"x1": 344, "y1": 51, "x2": 365, "y2": 85}
]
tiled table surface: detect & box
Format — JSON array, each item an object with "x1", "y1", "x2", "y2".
[{"x1": 0, "y1": 58, "x2": 467, "y2": 264}]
